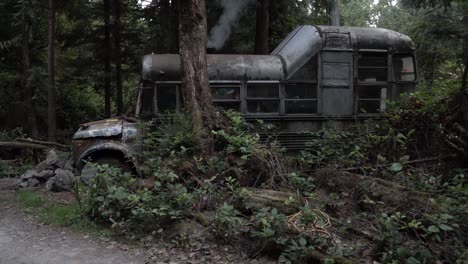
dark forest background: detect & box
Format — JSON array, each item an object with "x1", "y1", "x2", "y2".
[{"x1": 0, "y1": 0, "x2": 466, "y2": 142}]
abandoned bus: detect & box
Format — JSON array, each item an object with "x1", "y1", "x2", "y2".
[{"x1": 72, "y1": 25, "x2": 417, "y2": 174}]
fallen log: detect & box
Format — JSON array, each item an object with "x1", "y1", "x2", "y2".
[
  {"x1": 0, "y1": 142, "x2": 49, "y2": 150},
  {"x1": 241, "y1": 187, "x2": 302, "y2": 215},
  {"x1": 16, "y1": 138, "x2": 70, "y2": 150},
  {"x1": 315, "y1": 171, "x2": 440, "y2": 215}
]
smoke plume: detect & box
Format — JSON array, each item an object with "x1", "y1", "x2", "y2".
[{"x1": 207, "y1": 0, "x2": 254, "y2": 50}]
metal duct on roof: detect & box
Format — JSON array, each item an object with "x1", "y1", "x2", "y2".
[
  {"x1": 271, "y1": 25, "x2": 322, "y2": 80},
  {"x1": 141, "y1": 25, "x2": 415, "y2": 82},
  {"x1": 141, "y1": 54, "x2": 285, "y2": 81}
]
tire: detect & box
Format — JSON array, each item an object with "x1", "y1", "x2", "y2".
[{"x1": 80, "y1": 157, "x2": 133, "y2": 183}]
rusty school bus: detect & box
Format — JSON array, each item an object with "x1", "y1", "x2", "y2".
[{"x1": 72, "y1": 25, "x2": 417, "y2": 175}]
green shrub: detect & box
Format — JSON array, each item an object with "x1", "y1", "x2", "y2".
[
  {"x1": 212, "y1": 110, "x2": 259, "y2": 160},
  {"x1": 212, "y1": 202, "x2": 245, "y2": 239},
  {"x1": 84, "y1": 164, "x2": 193, "y2": 234},
  {"x1": 251, "y1": 207, "x2": 287, "y2": 242},
  {"x1": 145, "y1": 112, "x2": 202, "y2": 157},
  {"x1": 286, "y1": 172, "x2": 315, "y2": 197}
]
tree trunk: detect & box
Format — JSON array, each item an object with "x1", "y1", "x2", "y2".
[
  {"x1": 178, "y1": 0, "x2": 216, "y2": 151},
  {"x1": 113, "y1": 0, "x2": 123, "y2": 115},
  {"x1": 254, "y1": 0, "x2": 269, "y2": 55},
  {"x1": 47, "y1": 0, "x2": 56, "y2": 142},
  {"x1": 327, "y1": 0, "x2": 340, "y2": 26},
  {"x1": 21, "y1": 2, "x2": 39, "y2": 139},
  {"x1": 104, "y1": 0, "x2": 112, "y2": 118}
]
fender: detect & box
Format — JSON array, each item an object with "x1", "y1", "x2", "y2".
[{"x1": 76, "y1": 141, "x2": 142, "y2": 177}]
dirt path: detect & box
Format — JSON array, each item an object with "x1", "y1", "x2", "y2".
[
  {"x1": 0, "y1": 179, "x2": 269, "y2": 264},
  {"x1": 0, "y1": 190, "x2": 146, "y2": 264}
]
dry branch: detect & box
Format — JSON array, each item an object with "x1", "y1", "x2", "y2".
[
  {"x1": 405, "y1": 154, "x2": 456, "y2": 165},
  {"x1": 445, "y1": 139, "x2": 468, "y2": 159},
  {"x1": 454, "y1": 123, "x2": 468, "y2": 139},
  {"x1": 16, "y1": 138, "x2": 70, "y2": 150}
]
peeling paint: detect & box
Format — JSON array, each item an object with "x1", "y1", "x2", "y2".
[
  {"x1": 72, "y1": 118, "x2": 142, "y2": 174},
  {"x1": 73, "y1": 120, "x2": 123, "y2": 140}
]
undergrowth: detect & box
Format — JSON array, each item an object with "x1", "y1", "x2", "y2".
[{"x1": 78, "y1": 84, "x2": 467, "y2": 263}]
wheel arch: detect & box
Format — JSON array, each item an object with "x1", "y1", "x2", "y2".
[{"x1": 76, "y1": 142, "x2": 142, "y2": 177}]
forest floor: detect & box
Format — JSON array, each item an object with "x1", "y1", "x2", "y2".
[{"x1": 0, "y1": 178, "x2": 270, "y2": 264}]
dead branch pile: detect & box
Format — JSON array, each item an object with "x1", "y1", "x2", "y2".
[
  {"x1": 315, "y1": 171, "x2": 441, "y2": 216},
  {"x1": 248, "y1": 146, "x2": 288, "y2": 188}
]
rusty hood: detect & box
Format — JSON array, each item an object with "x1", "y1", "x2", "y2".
[{"x1": 73, "y1": 118, "x2": 124, "y2": 140}]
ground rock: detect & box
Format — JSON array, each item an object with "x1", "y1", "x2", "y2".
[
  {"x1": 17, "y1": 180, "x2": 29, "y2": 188},
  {"x1": 16, "y1": 169, "x2": 39, "y2": 188},
  {"x1": 63, "y1": 158, "x2": 74, "y2": 171},
  {"x1": 27, "y1": 178, "x2": 40, "y2": 187},
  {"x1": 35, "y1": 149, "x2": 59, "y2": 171},
  {"x1": 36, "y1": 170, "x2": 55, "y2": 181},
  {"x1": 20, "y1": 169, "x2": 39, "y2": 180},
  {"x1": 45, "y1": 169, "x2": 75, "y2": 192}
]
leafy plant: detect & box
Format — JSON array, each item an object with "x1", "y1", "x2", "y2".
[
  {"x1": 212, "y1": 202, "x2": 245, "y2": 239},
  {"x1": 84, "y1": 164, "x2": 193, "y2": 234},
  {"x1": 287, "y1": 172, "x2": 315, "y2": 196},
  {"x1": 212, "y1": 110, "x2": 260, "y2": 160},
  {"x1": 145, "y1": 112, "x2": 203, "y2": 157},
  {"x1": 251, "y1": 207, "x2": 287, "y2": 242}
]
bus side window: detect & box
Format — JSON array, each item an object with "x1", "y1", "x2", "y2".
[
  {"x1": 358, "y1": 53, "x2": 388, "y2": 82},
  {"x1": 393, "y1": 55, "x2": 415, "y2": 82},
  {"x1": 285, "y1": 83, "x2": 318, "y2": 114},
  {"x1": 211, "y1": 84, "x2": 241, "y2": 111},
  {"x1": 246, "y1": 83, "x2": 280, "y2": 113},
  {"x1": 156, "y1": 85, "x2": 178, "y2": 113},
  {"x1": 357, "y1": 52, "x2": 388, "y2": 114},
  {"x1": 139, "y1": 88, "x2": 154, "y2": 115}
]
